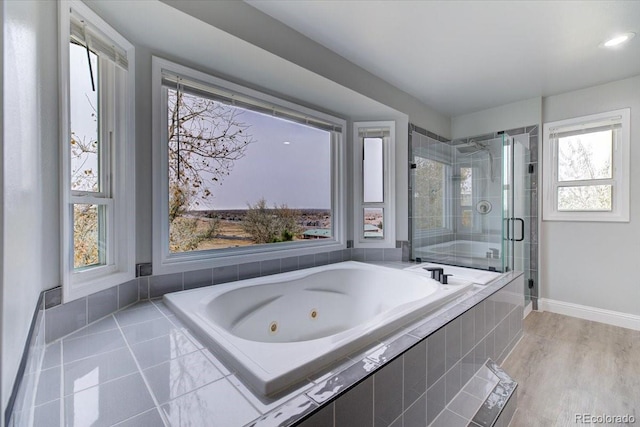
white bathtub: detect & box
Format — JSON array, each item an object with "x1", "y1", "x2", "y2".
[{"x1": 164, "y1": 261, "x2": 473, "y2": 396}]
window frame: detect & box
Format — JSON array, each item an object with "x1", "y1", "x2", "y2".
[
  {"x1": 151, "y1": 57, "x2": 346, "y2": 275},
  {"x1": 353, "y1": 121, "x2": 396, "y2": 248},
  {"x1": 542, "y1": 108, "x2": 630, "y2": 222},
  {"x1": 59, "y1": 0, "x2": 136, "y2": 302}
]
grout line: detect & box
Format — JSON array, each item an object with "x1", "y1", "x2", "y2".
[
  {"x1": 114, "y1": 310, "x2": 170, "y2": 427},
  {"x1": 111, "y1": 408, "x2": 161, "y2": 426}
]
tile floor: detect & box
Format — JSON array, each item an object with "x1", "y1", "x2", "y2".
[{"x1": 13, "y1": 300, "x2": 266, "y2": 427}]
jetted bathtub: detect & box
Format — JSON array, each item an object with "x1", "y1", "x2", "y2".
[{"x1": 164, "y1": 261, "x2": 473, "y2": 395}]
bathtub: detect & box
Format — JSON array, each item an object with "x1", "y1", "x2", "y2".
[
  {"x1": 413, "y1": 240, "x2": 502, "y2": 270},
  {"x1": 164, "y1": 261, "x2": 473, "y2": 396}
]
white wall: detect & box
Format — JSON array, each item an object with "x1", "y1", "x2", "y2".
[
  {"x1": 451, "y1": 97, "x2": 542, "y2": 139},
  {"x1": 2, "y1": 0, "x2": 60, "y2": 415},
  {"x1": 541, "y1": 75, "x2": 640, "y2": 316},
  {"x1": 0, "y1": 0, "x2": 4, "y2": 418}
]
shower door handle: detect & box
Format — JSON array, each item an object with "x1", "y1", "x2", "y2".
[
  {"x1": 513, "y1": 218, "x2": 525, "y2": 242},
  {"x1": 504, "y1": 218, "x2": 525, "y2": 241}
]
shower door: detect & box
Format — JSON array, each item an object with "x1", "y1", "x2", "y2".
[{"x1": 503, "y1": 134, "x2": 532, "y2": 304}]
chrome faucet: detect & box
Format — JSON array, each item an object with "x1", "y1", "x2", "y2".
[{"x1": 489, "y1": 248, "x2": 499, "y2": 258}]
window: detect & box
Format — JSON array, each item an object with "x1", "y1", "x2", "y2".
[
  {"x1": 152, "y1": 58, "x2": 346, "y2": 274},
  {"x1": 353, "y1": 122, "x2": 396, "y2": 248},
  {"x1": 459, "y1": 166, "x2": 474, "y2": 228},
  {"x1": 543, "y1": 109, "x2": 630, "y2": 222},
  {"x1": 413, "y1": 156, "x2": 451, "y2": 234},
  {"x1": 60, "y1": 1, "x2": 135, "y2": 301}
]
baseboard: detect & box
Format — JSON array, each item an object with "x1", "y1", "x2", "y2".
[
  {"x1": 538, "y1": 298, "x2": 640, "y2": 331},
  {"x1": 523, "y1": 301, "x2": 533, "y2": 319}
]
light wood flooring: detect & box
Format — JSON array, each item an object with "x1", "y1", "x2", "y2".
[{"x1": 502, "y1": 311, "x2": 640, "y2": 426}]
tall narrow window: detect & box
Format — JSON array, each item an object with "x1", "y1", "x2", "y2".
[
  {"x1": 354, "y1": 122, "x2": 395, "y2": 248},
  {"x1": 70, "y1": 42, "x2": 105, "y2": 269},
  {"x1": 152, "y1": 58, "x2": 346, "y2": 274},
  {"x1": 543, "y1": 109, "x2": 630, "y2": 222},
  {"x1": 460, "y1": 167, "x2": 473, "y2": 228},
  {"x1": 61, "y1": 1, "x2": 135, "y2": 301}
]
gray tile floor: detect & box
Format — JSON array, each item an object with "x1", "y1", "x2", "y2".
[
  {"x1": 502, "y1": 311, "x2": 640, "y2": 426},
  {"x1": 16, "y1": 300, "x2": 265, "y2": 427}
]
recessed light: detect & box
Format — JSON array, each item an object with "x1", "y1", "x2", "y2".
[
  {"x1": 602, "y1": 32, "x2": 635, "y2": 48},
  {"x1": 283, "y1": 141, "x2": 291, "y2": 145}
]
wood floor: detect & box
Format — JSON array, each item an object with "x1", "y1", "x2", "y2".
[{"x1": 502, "y1": 311, "x2": 640, "y2": 426}]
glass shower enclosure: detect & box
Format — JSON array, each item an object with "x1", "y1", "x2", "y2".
[{"x1": 409, "y1": 125, "x2": 536, "y2": 306}]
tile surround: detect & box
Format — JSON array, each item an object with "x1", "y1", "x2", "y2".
[{"x1": 9, "y1": 260, "x2": 521, "y2": 427}]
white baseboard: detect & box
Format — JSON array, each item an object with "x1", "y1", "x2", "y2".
[
  {"x1": 538, "y1": 298, "x2": 640, "y2": 331},
  {"x1": 523, "y1": 301, "x2": 533, "y2": 319}
]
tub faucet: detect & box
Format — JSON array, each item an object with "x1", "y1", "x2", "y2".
[
  {"x1": 424, "y1": 267, "x2": 443, "y2": 281},
  {"x1": 489, "y1": 248, "x2": 499, "y2": 258}
]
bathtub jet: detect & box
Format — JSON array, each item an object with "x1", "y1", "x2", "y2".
[{"x1": 164, "y1": 261, "x2": 474, "y2": 396}]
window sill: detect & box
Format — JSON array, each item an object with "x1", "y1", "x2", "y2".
[{"x1": 542, "y1": 212, "x2": 629, "y2": 222}]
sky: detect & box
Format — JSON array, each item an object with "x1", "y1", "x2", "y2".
[{"x1": 193, "y1": 107, "x2": 332, "y2": 210}]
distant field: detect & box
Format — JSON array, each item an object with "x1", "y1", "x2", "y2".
[
  {"x1": 197, "y1": 220, "x2": 254, "y2": 250},
  {"x1": 184, "y1": 209, "x2": 332, "y2": 251}
]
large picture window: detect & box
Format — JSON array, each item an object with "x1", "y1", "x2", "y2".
[
  {"x1": 60, "y1": 1, "x2": 135, "y2": 301},
  {"x1": 152, "y1": 58, "x2": 346, "y2": 273},
  {"x1": 543, "y1": 109, "x2": 630, "y2": 222}
]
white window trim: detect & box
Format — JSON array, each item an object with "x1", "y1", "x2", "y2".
[
  {"x1": 542, "y1": 108, "x2": 630, "y2": 222},
  {"x1": 151, "y1": 57, "x2": 346, "y2": 275},
  {"x1": 353, "y1": 121, "x2": 396, "y2": 248},
  {"x1": 59, "y1": 0, "x2": 136, "y2": 302}
]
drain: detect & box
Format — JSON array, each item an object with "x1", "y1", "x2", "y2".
[
  {"x1": 310, "y1": 309, "x2": 318, "y2": 320},
  {"x1": 269, "y1": 321, "x2": 278, "y2": 334}
]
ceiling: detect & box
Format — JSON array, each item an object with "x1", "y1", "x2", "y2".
[{"x1": 247, "y1": 1, "x2": 640, "y2": 117}]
